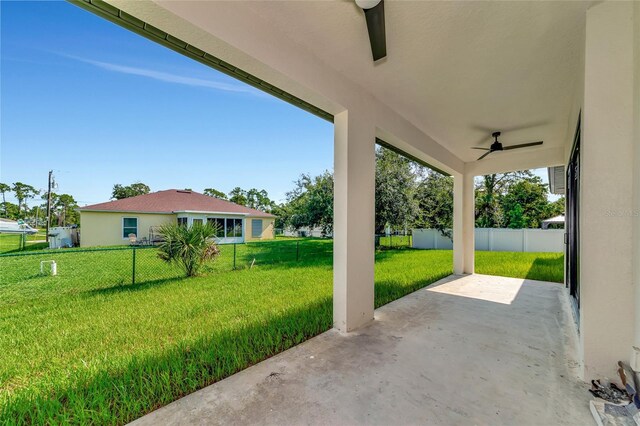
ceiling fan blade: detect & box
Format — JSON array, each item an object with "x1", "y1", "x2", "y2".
[
  {"x1": 363, "y1": 0, "x2": 386, "y2": 61},
  {"x1": 472, "y1": 147, "x2": 490, "y2": 150},
  {"x1": 477, "y1": 151, "x2": 493, "y2": 160},
  {"x1": 502, "y1": 141, "x2": 544, "y2": 150},
  {"x1": 473, "y1": 136, "x2": 493, "y2": 147}
]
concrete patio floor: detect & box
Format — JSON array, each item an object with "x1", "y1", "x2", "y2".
[{"x1": 131, "y1": 274, "x2": 592, "y2": 426}]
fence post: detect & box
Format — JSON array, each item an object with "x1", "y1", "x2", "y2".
[
  {"x1": 233, "y1": 243, "x2": 237, "y2": 270},
  {"x1": 296, "y1": 240, "x2": 300, "y2": 261},
  {"x1": 132, "y1": 246, "x2": 136, "y2": 285},
  {"x1": 488, "y1": 229, "x2": 494, "y2": 252}
]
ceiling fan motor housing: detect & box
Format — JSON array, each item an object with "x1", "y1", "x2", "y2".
[
  {"x1": 490, "y1": 141, "x2": 503, "y2": 151},
  {"x1": 491, "y1": 131, "x2": 503, "y2": 151}
]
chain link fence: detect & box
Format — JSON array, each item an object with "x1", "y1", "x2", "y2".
[
  {"x1": 0, "y1": 239, "x2": 338, "y2": 290},
  {"x1": 0, "y1": 236, "x2": 417, "y2": 292}
]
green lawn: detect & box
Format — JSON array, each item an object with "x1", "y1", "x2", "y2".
[
  {"x1": 475, "y1": 251, "x2": 564, "y2": 283},
  {"x1": 377, "y1": 235, "x2": 412, "y2": 248},
  {"x1": 0, "y1": 240, "x2": 562, "y2": 424},
  {"x1": 0, "y1": 233, "x2": 48, "y2": 254}
]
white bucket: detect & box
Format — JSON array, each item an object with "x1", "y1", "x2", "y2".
[{"x1": 40, "y1": 260, "x2": 57, "y2": 276}]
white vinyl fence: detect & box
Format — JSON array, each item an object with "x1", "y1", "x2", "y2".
[
  {"x1": 412, "y1": 228, "x2": 565, "y2": 252},
  {"x1": 281, "y1": 227, "x2": 331, "y2": 238}
]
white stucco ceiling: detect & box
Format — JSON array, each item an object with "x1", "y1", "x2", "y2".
[
  {"x1": 241, "y1": 1, "x2": 589, "y2": 163},
  {"x1": 141, "y1": 0, "x2": 591, "y2": 165}
]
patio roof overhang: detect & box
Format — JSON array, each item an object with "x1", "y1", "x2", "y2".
[{"x1": 102, "y1": 0, "x2": 590, "y2": 175}]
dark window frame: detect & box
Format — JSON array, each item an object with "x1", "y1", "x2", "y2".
[{"x1": 122, "y1": 217, "x2": 138, "y2": 239}]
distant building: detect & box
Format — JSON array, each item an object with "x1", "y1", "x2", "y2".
[{"x1": 79, "y1": 189, "x2": 275, "y2": 247}]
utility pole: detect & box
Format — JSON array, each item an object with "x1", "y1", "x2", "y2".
[{"x1": 45, "y1": 170, "x2": 53, "y2": 243}]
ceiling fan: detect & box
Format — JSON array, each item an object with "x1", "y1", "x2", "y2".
[
  {"x1": 473, "y1": 131, "x2": 543, "y2": 160},
  {"x1": 356, "y1": 0, "x2": 386, "y2": 61}
]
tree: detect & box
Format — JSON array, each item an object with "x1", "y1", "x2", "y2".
[
  {"x1": 111, "y1": 182, "x2": 150, "y2": 200},
  {"x1": 203, "y1": 188, "x2": 228, "y2": 200},
  {"x1": 374, "y1": 147, "x2": 417, "y2": 233},
  {"x1": 42, "y1": 192, "x2": 59, "y2": 227},
  {"x1": 226, "y1": 187, "x2": 274, "y2": 211},
  {"x1": 548, "y1": 197, "x2": 565, "y2": 217},
  {"x1": 286, "y1": 171, "x2": 334, "y2": 235},
  {"x1": 228, "y1": 187, "x2": 247, "y2": 206},
  {"x1": 245, "y1": 188, "x2": 275, "y2": 212},
  {"x1": 39, "y1": 192, "x2": 81, "y2": 226},
  {"x1": 12, "y1": 182, "x2": 39, "y2": 218},
  {"x1": 157, "y1": 222, "x2": 220, "y2": 277},
  {"x1": 2, "y1": 202, "x2": 19, "y2": 220},
  {"x1": 500, "y1": 177, "x2": 551, "y2": 228},
  {"x1": 506, "y1": 203, "x2": 527, "y2": 229},
  {"x1": 413, "y1": 170, "x2": 454, "y2": 238},
  {"x1": 474, "y1": 171, "x2": 533, "y2": 228},
  {"x1": 56, "y1": 194, "x2": 80, "y2": 226},
  {"x1": 0, "y1": 183, "x2": 10, "y2": 217},
  {"x1": 270, "y1": 203, "x2": 291, "y2": 230}
]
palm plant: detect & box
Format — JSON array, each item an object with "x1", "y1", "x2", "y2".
[{"x1": 157, "y1": 222, "x2": 220, "y2": 277}]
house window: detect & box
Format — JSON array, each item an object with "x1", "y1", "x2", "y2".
[
  {"x1": 177, "y1": 217, "x2": 187, "y2": 227},
  {"x1": 122, "y1": 217, "x2": 138, "y2": 238},
  {"x1": 252, "y1": 219, "x2": 263, "y2": 238},
  {"x1": 207, "y1": 218, "x2": 225, "y2": 237},
  {"x1": 192, "y1": 218, "x2": 203, "y2": 226},
  {"x1": 226, "y1": 218, "x2": 243, "y2": 238}
]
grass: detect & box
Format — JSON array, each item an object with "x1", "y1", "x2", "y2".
[
  {"x1": 0, "y1": 240, "x2": 454, "y2": 424},
  {"x1": 475, "y1": 251, "x2": 564, "y2": 283},
  {"x1": 0, "y1": 239, "x2": 562, "y2": 424},
  {"x1": 377, "y1": 235, "x2": 412, "y2": 249},
  {"x1": 0, "y1": 233, "x2": 48, "y2": 254}
]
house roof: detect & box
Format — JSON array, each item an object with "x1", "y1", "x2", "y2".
[
  {"x1": 79, "y1": 190, "x2": 275, "y2": 217},
  {"x1": 542, "y1": 215, "x2": 565, "y2": 224}
]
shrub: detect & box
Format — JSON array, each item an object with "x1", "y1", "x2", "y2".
[{"x1": 157, "y1": 222, "x2": 220, "y2": 277}]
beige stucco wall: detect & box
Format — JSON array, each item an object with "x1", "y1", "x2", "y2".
[
  {"x1": 80, "y1": 211, "x2": 175, "y2": 247},
  {"x1": 580, "y1": 1, "x2": 636, "y2": 380},
  {"x1": 632, "y1": 0, "x2": 640, "y2": 371},
  {"x1": 244, "y1": 217, "x2": 275, "y2": 242}
]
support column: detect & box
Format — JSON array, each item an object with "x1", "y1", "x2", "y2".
[
  {"x1": 453, "y1": 174, "x2": 463, "y2": 274},
  {"x1": 333, "y1": 109, "x2": 375, "y2": 333},
  {"x1": 632, "y1": 0, "x2": 640, "y2": 371},
  {"x1": 581, "y1": 1, "x2": 636, "y2": 379},
  {"x1": 453, "y1": 173, "x2": 475, "y2": 274}
]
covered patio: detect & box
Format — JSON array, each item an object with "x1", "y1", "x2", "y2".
[
  {"x1": 71, "y1": 0, "x2": 638, "y2": 423},
  {"x1": 79, "y1": 0, "x2": 639, "y2": 382},
  {"x1": 132, "y1": 274, "x2": 591, "y2": 425}
]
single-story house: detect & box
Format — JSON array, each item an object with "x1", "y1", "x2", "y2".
[{"x1": 78, "y1": 189, "x2": 275, "y2": 247}]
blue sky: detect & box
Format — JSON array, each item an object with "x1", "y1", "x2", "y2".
[
  {"x1": 1, "y1": 1, "x2": 554, "y2": 208},
  {"x1": 1, "y1": 1, "x2": 333, "y2": 206}
]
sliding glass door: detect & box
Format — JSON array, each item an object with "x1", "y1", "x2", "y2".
[{"x1": 566, "y1": 118, "x2": 580, "y2": 317}]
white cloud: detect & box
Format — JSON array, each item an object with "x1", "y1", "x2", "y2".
[{"x1": 71, "y1": 56, "x2": 261, "y2": 95}]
